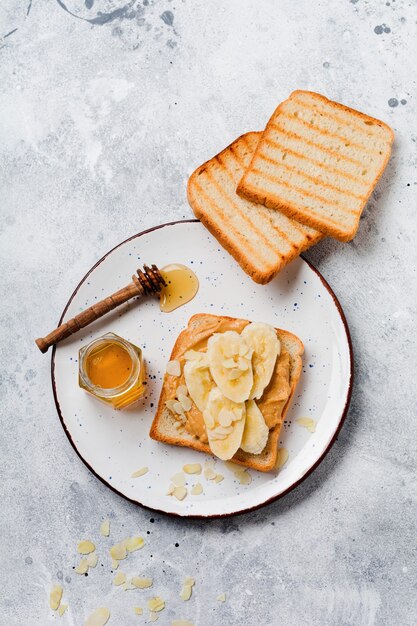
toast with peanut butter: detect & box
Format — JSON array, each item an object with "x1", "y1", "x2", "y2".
[
  {"x1": 187, "y1": 132, "x2": 323, "y2": 284},
  {"x1": 150, "y1": 314, "x2": 303, "y2": 472},
  {"x1": 237, "y1": 90, "x2": 394, "y2": 242}
]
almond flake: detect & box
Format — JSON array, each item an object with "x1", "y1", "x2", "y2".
[
  {"x1": 238, "y1": 358, "x2": 249, "y2": 371},
  {"x1": 57, "y1": 603, "x2": 68, "y2": 617},
  {"x1": 296, "y1": 417, "x2": 316, "y2": 433},
  {"x1": 237, "y1": 469, "x2": 252, "y2": 485},
  {"x1": 239, "y1": 343, "x2": 249, "y2": 356},
  {"x1": 166, "y1": 360, "x2": 181, "y2": 377},
  {"x1": 126, "y1": 536, "x2": 145, "y2": 552},
  {"x1": 77, "y1": 540, "x2": 96, "y2": 555},
  {"x1": 49, "y1": 584, "x2": 63, "y2": 610},
  {"x1": 191, "y1": 483, "x2": 203, "y2": 495},
  {"x1": 132, "y1": 467, "x2": 149, "y2": 478},
  {"x1": 113, "y1": 571, "x2": 126, "y2": 586},
  {"x1": 165, "y1": 399, "x2": 178, "y2": 413},
  {"x1": 184, "y1": 577, "x2": 195, "y2": 587},
  {"x1": 214, "y1": 425, "x2": 233, "y2": 436},
  {"x1": 134, "y1": 607, "x2": 143, "y2": 615},
  {"x1": 87, "y1": 552, "x2": 98, "y2": 568},
  {"x1": 184, "y1": 350, "x2": 202, "y2": 361},
  {"x1": 178, "y1": 393, "x2": 192, "y2": 412},
  {"x1": 218, "y1": 409, "x2": 233, "y2": 427},
  {"x1": 74, "y1": 559, "x2": 89, "y2": 575},
  {"x1": 167, "y1": 483, "x2": 176, "y2": 495},
  {"x1": 149, "y1": 613, "x2": 158, "y2": 623},
  {"x1": 131, "y1": 576, "x2": 153, "y2": 589},
  {"x1": 111, "y1": 558, "x2": 119, "y2": 570},
  {"x1": 214, "y1": 474, "x2": 224, "y2": 483},
  {"x1": 172, "y1": 621, "x2": 194, "y2": 626},
  {"x1": 176, "y1": 385, "x2": 188, "y2": 398},
  {"x1": 171, "y1": 472, "x2": 186, "y2": 487},
  {"x1": 216, "y1": 593, "x2": 226, "y2": 602},
  {"x1": 174, "y1": 401, "x2": 186, "y2": 415},
  {"x1": 173, "y1": 486, "x2": 187, "y2": 501},
  {"x1": 123, "y1": 579, "x2": 137, "y2": 591},
  {"x1": 222, "y1": 358, "x2": 236, "y2": 369},
  {"x1": 85, "y1": 607, "x2": 110, "y2": 626},
  {"x1": 180, "y1": 585, "x2": 192, "y2": 601},
  {"x1": 204, "y1": 467, "x2": 217, "y2": 480},
  {"x1": 275, "y1": 447, "x2": 289, "y2": 469},
  {"x1": 110, "y1": 543, "x2": 127, "y2": 561},
  {"x1": 229, "y1": 369, "x2": 242, "y2": 380},
  {"x1": 100, "y1": 519, "x2": 110, "y2": 537},
  {"x1": 183, "y1": 463, "x2": 202, "y2": 475},
  {"x1": 147, "y1": 597, "x2": 165, "y2": 612}
]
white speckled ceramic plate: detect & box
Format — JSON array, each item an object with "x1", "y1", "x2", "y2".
[{"x1": 52, "y1": 220, "x2": 353, "y2": 518}]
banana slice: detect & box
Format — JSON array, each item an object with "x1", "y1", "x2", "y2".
[
  {"x1": 183, "y1": 359, "x2": 213, "y2": 412},
  {"x1": 240, "y1": 400, "x2": 269, "y2": 454},
  {"x1": 207, "y1": 331, "x2": 253, "y2": 403},
  {"x1": 203, "y1": 387, "x2": 246, "y2": 460},
  {"x1": 241, "y1": 322, "x2": 280, "y2": 399}
]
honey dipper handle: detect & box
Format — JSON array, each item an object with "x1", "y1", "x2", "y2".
[{"x1": 35, "y1": 281, "x2": 142, "y2": 353}]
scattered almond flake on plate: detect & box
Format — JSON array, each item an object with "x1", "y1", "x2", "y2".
[
  {"x1": 100, "y1": 519, "x2": 110, "y2": 537},
  {"x1": 275, "y1": 447, "x2": 289, "y2": 470},
  {"x1": 123, "y1": 579, "x2": 137, "y2": 591},
  {"x1": 111, "y1": 558, "x2": 119, "y2": 570},
  {"x1": 183, "y1": 463, "x2": 202, "y2": 475},
  {"x1": 113, "y1": 571, "x2": 126, "y2": 586},
  {"x1": 191, "y1": 483, "x2": 203, "y2": 496},
  {"x1": 132, "y1": 467, "x2": 149, "y2": 478},
  {"x1": 149, "y1": 612, "x2": 158, "y2": 623},
  {"x1": 214, "y1": 474, "x2": 224, "y2": 483},
  {"x1": 87, "y1": 552, "x2": 98, "y2": 568},
  {"x1": 237, "y1": 470, "x2": 252, "y2": 485},
  {"x1": 85, "y1": 607, "x2": 110, "y2": 626},
  {"x1": 183, "y1": 577, "x2": 195, "y2": 587},
  {"x1": 296, "y1": 417, "x2": 316, "y2": 433},
  {"x1": 131, "y1": 576, "x2": 153, "y2": 589},
  {"x1": 172, "y1": 621, "x2": 194, "y2": 626},
  {"x1": 109, "y1": 542, "x2": 127, "y2": 561},
  {"x1": 134, "y1": 607, "x2": 143, "y2": 615},
  {"x1": 203, "y1": 467, "x2": 217, "y2": 480},
  {"x1": 171, "y1": 472, "x2": 186, "y2": 487},
  {"x1": 49, "y1": 584, "x2": 63, "y2": 610},
  {"x1": 126, "y1": 536, "x2": 145, "y2": 552},
  {"x1": 166, "y1": 360, "x2": 181, "y2": 377},
  {"x1": 173, "y1": 486, "x2": 187, "y2": 501},
  {"x1": 216, "y1": 593, "x2": 226, "y2": 602},
  {"x1": 180, "y1": 585, "x2": 192, "y2": 601},
  {"x1": 77, "y1": 540, "x2": 96, "y2": 555},
  {"x1": 167, "y1": 483, "x2": 176, "y2": 496},
  {"x1": 57, "y1": 603, "x2": 68, "y2": 617},
  {"x1": 74, "y1": 559, "x2": 89, "y2": 575},
  {"x1": 147, "y1": 597, "x2": 165, "y2": 612}
]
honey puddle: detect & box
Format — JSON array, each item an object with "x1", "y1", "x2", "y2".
[{"x1": 159, "y1": 264, "x2": 199, "y2": 313}]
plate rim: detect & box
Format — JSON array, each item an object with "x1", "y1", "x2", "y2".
[{"x1": 51, "y1": 219, "x2": 354, "y2": 519}]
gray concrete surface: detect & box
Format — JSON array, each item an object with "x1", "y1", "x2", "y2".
[{"x1": 1, "y1": 1, "x2": 416, "y2": 624}]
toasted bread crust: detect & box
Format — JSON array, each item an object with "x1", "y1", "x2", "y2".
[
  {"x1": 149, "y1": 314, "x2": 304, "y2": 472},
  {"x1": 237, "y1": 91, "x2": 394, "y2": 242},
  {"x1": 187, "y1": 132, "x2": 323, "y2": 283}
]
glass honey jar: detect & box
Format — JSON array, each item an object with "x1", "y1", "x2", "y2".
[{"x1": 78, "y1": 333, "x2": 145, "y2": 409}]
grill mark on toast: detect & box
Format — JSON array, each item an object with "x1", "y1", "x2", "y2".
[
  {"x1": 256, "y1": 151, "x2": 365, "y2": 201},
  {"x1": 249, "y1": 166, "x2": 362, "y2": 216},
  {"x1": 269, "y1": 122, "x2": 367, "y2": 168},
  {"x1": 291, "y1": 92, "x2": 393, "y2": 139},
  {"x1": 277, "y1": 110, "x2": 381, "y2": 155},
  {"x1": 208, "y1": 157, "x2": 285, "y2": 259},
  {"x1": 190, "y1": 177, "x2": 271, "y2": 268},
  {"x1": 224, "y1": 146, "x2": 306, "y2": 250},
  {"x1": 262, "y1": 137, "x2": 368, "y2": 188}
]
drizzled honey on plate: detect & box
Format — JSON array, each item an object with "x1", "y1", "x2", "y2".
[
  {"x1": 79, "y1": 333, "x2": 145, "y2": 409},
  {"x1": 159, "y1": 264, "x2": 199, "y2": 313}
]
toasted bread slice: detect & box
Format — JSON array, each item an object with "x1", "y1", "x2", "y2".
[
  {"x1": 237, "y1": 91, "x2": 394, "y2": 242},
  {"x1": 187, "y1": 132, "x2": 323, "y2": 285},
  {"x1": 150, "y1": 314, "x2": 304, "y2": 472}
]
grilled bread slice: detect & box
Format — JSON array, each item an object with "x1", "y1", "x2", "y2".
[
  {"x1": 237, "y1": 91, "x2": 394, "y2": 242},
  {"x1": 149, "y1": 314, "x2": 304, "y2": 473},
  {"x1": 187, "y1": 132, "x2": 323, "y2": 285}
]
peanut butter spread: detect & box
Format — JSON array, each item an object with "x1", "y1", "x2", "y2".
[{"x1": 166, "y1": 317, "x2": 291, "y2": 444}]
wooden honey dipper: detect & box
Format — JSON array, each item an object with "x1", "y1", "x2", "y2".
[{"x1": 35, "y1": 264, "x2": 166, "y2": 353}]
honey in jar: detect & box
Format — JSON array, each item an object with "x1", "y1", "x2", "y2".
[{"x1": 78, "y1": 333, "x2": 145, "y2": 409}]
